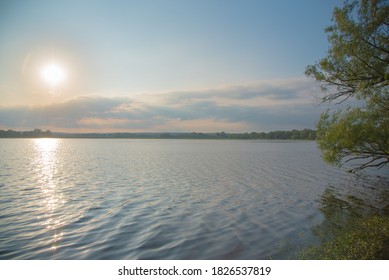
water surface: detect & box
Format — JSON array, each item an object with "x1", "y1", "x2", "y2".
[{"x1": 0, "y1": 139, "x2": 387, "y2": 259}]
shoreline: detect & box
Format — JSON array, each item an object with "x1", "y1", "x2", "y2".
[{"x1": 0, "y1": 129, "x2": 317, "y2": 140}]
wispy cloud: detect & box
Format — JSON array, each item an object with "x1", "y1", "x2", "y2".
[{"x1": 0, "y1": 77, "x2": 322, "y2": 132}]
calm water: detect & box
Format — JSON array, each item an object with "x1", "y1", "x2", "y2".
[{"x1": 0, "y1": 139, "x2": 388, "y2": 259}]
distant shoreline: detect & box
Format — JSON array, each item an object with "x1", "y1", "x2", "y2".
[{"x1": 0, "y1": 129, "x2": 316, "y2": 140}]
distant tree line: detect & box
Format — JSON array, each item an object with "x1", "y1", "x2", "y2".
[
  {"x1": 214, "y1": 129, "x2": 316, "y2": 140},
  {"x1": 0, "y1": 128, "x2": 316, "y2": 140},
  {"x1": 0, "y1": 129, "x2": 53, "y2": 138}
]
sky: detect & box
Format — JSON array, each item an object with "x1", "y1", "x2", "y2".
[{"x1": 0, "y1": 0, "x2": 343, "y2": 133}]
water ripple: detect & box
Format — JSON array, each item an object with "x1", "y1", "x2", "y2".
[{"x1": 0, "y1": 139, "x2": 388, "y2": 259}]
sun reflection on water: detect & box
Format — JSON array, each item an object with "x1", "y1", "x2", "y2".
[
  {"x1": 33, "y1": 138, "x2": 64, "y2": 251},
  {"x1": 35, "y1": 138, "x2": 59, "y2": 153}
]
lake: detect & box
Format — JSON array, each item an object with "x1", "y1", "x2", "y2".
[{"x1": 0, "y1": 139, "x2": 388, "y2": 259}]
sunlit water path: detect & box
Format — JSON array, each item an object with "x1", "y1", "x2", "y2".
[{"x1": 0, "y1": 139, "x2": 388, "y2": 259}]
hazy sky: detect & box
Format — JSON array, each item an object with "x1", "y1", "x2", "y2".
[{"x1": 0, "y1": 0, "x2": 342, "y2": 132}]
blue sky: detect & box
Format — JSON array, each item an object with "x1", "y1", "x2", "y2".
[{"x1": 0, "y1": 0, "x2": 342, "y2": 132}]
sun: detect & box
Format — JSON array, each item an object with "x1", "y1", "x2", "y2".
[{"x1": 41, "y1": 62, "x2": 66, "y2": 87}]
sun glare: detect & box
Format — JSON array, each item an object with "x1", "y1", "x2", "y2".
[{"x1": 41, "y1": 62, "x2": 66, "y2": 87}]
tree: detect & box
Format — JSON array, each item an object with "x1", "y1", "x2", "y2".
[{"x1": 305, "y1": 0, "x2": 389, "y2": 171}]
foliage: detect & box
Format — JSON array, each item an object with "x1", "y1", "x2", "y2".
[
  {"x1": 305, "y1": 0, "x2": 389, "y2": 171},
  {"x1": 317, "y1": 105, "x2": 389, "y2": 170}
]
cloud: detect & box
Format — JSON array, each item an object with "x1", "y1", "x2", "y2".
[
  {"x1": 77, "y1": 117, "x2": 133, "y2": 127},
  {"x1": 0, "y1": 77, "x2": 323, "y2": 132}
]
